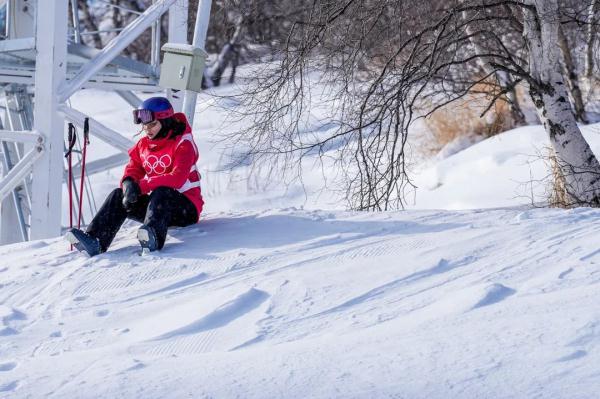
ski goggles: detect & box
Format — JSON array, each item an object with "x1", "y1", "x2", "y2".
[{"x1": 133, "y1": 109, "x2": 155, "y2": 125}]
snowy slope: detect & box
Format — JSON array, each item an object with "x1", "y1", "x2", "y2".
[
  {"x1": 2, "y1": 207, "x2": 600, "y2": 398},
  {"x1": 411, "y1": 124, "x2": 600, "y2": 209},
  {"x1": 3, "y1": 80, "x2": 600, "y2": 398}
]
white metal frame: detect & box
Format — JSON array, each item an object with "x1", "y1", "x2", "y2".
[
  {"x1": 29, "y1": 0, "x2": 68, "y2": 239},
  {"x1": 0, "y1": 84, "x2": 34, "y2": 243},
  {"x1": 167, "y1": 0, "x2": 188, "y2": 111},
  {"x1": 0, "y1": 0, "x2": 214, "y2": 244},
  {"x1": 0, "y1": 129, "x2": 40, "y2": 143},
  {"x1": 0, "y1": 142, "x2": 44, "y2": 203}
]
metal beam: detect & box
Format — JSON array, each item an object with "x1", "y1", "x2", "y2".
[
  {"x1": 67, "y1": 43, "x2": 156, "y2": 77},
  {"x1": 2, "y1": 87, "x2": 35, "y2": 238},
  {"x1": 116, "y1": 90, "x2": 142, "y2": 108},
  {"x1": 151, "y1": 1, "x2": 161, "y2": 70},
  {"x1": 30, "y1": 0, "x2": 68, "y2": 240},
  {"x1": 0, "y1": 67, "x2": 163, "y2": 91},
  {"x1": 167, "y1": 0, "x2": 188, "y2": 112},
  {"x1": 0, "y1": 112, "x2": 21, "y2": 245},
  {"x1": 59, "y1": 105, "x2": 134, "y2": 153},
  {"x1": 0, "y1": 129, "x2": 41, "y2": 143},
  {"x1": 182, "y1": 0, "x2": 212, "y2": 126},
  {"x1": 9, "y1": 0, "x2": 35, "y2": 40},
  {"x1": 70, "y1": 0, "x2": 82, "y2": 44},
  {"x1": 0, "y1": 37, "x2": 36, "y2": 52},
  {"x1": 67, "y1": 153, "x2": 130, "y2": 180},
  {"x1": 4, "y1": 0, "x2": 10, "y2": 38},
  {"x1": 5, "y1": 87, "x2": 35, "y2": 216},
  {"x1": 0, "y1": 141, "x2": 28, "y2": 241},
  {"x1": 168, "y1": 0, "x2": 188, "y2": 43},
  {"x1": 0, "y1": 145, "x2": 43, "y2": 203},
  {"x1": 58, "y1": 0, "x2": 178, "y2": 103}
]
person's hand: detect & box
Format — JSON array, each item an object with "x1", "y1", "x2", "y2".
[{"x1": 122, "y1": 177, "x2": 141, "y2": 209}]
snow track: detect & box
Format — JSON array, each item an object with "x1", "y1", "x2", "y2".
[{"x1": 1, "y1": 208, "x2": 600, "y2": 398}]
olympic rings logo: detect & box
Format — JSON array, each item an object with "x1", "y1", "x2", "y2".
[{"x1": 143, "y1": 154, "x2": 172, "y2": 174}]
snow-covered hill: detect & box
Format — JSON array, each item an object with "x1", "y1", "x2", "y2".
[
  {"x1": 3, "y1": 81, "x2": 600, "y2": 398},
  {"x1": 2, "y1": 206, "x2": 600, "y2": 398}
]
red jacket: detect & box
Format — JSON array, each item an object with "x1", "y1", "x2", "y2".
[{"x1": 122, "y1": 112, "x2": 204, "y2": 220}]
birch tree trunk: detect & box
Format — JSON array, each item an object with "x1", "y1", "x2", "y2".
[
  {"x1": 524, "y1": 0, "x2": 600, "y2": 205},
  {"x1": 586, "y1": 0, "x2": 599, "y2": 79},
  {"x1": 557, "y1": 27, "x2": 588, "y2": 123}
]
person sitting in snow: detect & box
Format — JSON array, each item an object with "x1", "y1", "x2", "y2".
[{"x1": 65, "y1": 96, "x2": 204, "y2": 256}]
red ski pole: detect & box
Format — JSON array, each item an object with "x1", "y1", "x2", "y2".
[{"x1": 77, "y1": 118, "x2": 90, "y2": 229}]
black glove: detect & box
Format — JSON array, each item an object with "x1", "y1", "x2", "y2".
[{"x1": 122, "y1": 177, "x2": 141, "y2": 209}]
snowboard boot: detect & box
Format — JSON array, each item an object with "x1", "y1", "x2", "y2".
[
  {"x1": 65, "y1": 228, "x2": 102, "y2": 257},
  {"x1": 137, "y1": 224, "x2": 158, "y2": 252}
]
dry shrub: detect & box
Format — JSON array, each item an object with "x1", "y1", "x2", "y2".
[
  {"x1": 525, "y1": 148, "x2": 598, "y2": 209},
  {"x1": 423, "y1": 84, "x2": 514, "y2": 155},
  {"x1": 547, "y1": 152, "x2": 570, "y2": 207},
  {"x1": 530, "y1": 148, "x2": 574, "y2": 208}
]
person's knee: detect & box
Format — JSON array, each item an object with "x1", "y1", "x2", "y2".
[{"x1": 149, "y1": 186, "x2": 175, "y2": 199}]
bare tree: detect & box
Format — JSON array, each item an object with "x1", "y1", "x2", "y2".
[
  {"x1": 557, "y1": 27, "x2": 587, "y2": 123},
  {"x1": 74, "y1": 1, "x2": 300, "y2": 82},
  {"x1": 226, "y1": 0, "x2": 600, "y2": 210},
  {"x1": 460, "y1": 1, "x2": 526, "y2": 125},
  {"x1": 78, "y1": 0, "x2": 103, "y2": 48},
  {"x1": 524, "y1": 0, "x2": 600, "y2": 204},
  {"x1": 192, "y1": 0, "x2": 309, "y2": 86},
  {"x1": 585, "y1": 0, "x2": 599, "y2": 78}
]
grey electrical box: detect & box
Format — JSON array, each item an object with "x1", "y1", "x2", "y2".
[{"x1": 159, "y1": 43, "x2": 207, "y2": 92}]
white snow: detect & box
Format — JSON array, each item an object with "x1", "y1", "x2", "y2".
[{"x1": 2, "y1": 82, "x2": 600, "y2": 398}]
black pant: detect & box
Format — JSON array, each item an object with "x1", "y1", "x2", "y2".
[{"x1": 86, "y1": 186, "x2": 198, "y2": 251}]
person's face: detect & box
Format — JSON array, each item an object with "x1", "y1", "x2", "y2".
[{"x1": 142, "y1": 119, "x2": 162, "y2": 139}]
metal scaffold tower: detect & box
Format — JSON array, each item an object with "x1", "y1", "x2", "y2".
[{"x1": 0, "y1": 0, "x2": 212, "y2": 244}]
